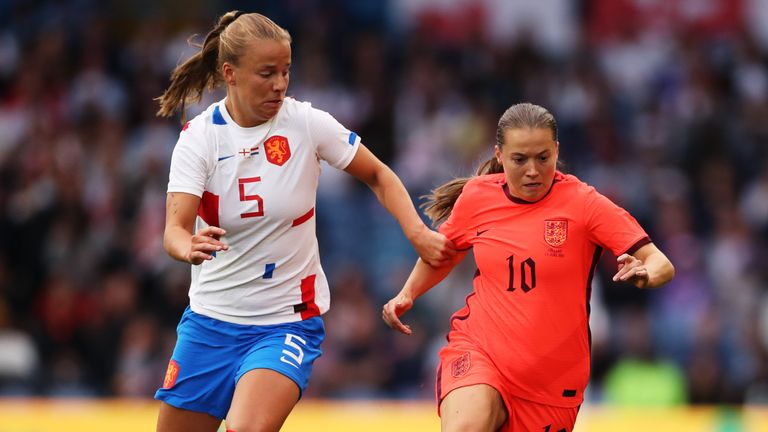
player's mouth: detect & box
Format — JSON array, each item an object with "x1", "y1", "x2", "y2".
[{"x1": 522, "y1": 182, "x2": 542, "y2": 189}]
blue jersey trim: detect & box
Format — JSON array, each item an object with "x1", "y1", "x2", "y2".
[
  {"x1": 212, "y1": 105, "x2": 227, "y2": 125},
  {"x1": 348, "y1": 131, "x2": 357, "y2": 145},
  {"x1": 264, "y1": 263, "x2": 276, "y2": 279}
]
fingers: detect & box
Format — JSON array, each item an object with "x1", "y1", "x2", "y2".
[
  {"x1": 424, "y1": 256, "x2": 449, "y2": 268},
  {"x1": 422, "y1": 238, "x2": 459, "y2": 268},
  {"x1": 613, "y1": 265, "x2": 647, "y2": 281},
  {"x1": 441, "y1": 236, "x2": 458, "y2": 255},
  {"x1": 421, "y1": 233, "x2": 457, "y2": 267},
  {"x1": 381, "y1": 299, "x2": 413, "y2": 335},
  {"x1": 613, "y1": 254, "x2": 649, "y2": 287},
  {"x1": 188, "y1": 250, "x2": 215, "y2": 265},
  {"x1": 199, "y1": 226, "x2": 227, "y2": 241},
  {"x1": 612, "y1": 254, "x2": 634, "y2": 281},
  {"x1": 189, "y1": 227, "x2": 228, "y2": 265}
]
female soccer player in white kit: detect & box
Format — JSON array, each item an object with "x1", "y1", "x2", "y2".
[{"x1": 152, "y1": 11, "x2": 456, "y2": 432}]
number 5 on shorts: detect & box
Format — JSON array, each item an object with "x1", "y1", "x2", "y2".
[{"x1": 280, "y1": 334, "x2": 306, "y2": 369}]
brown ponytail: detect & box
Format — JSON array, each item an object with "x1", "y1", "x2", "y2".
[
  {"x1": 422, "y1": 102, "x2": 557, "y2": 225},
  {"x1": 156, "y1": 11, "x2": 291, "y2": 121},
  {"x1": 421, "y1": 157, "x2": 504, "y2": 225}
]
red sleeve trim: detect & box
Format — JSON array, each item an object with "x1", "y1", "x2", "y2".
[{"x1": 624, "y1": 236, "x2": 652, "y2": 256}]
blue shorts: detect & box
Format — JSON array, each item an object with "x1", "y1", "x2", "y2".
[{"x1": 155, "y1": 306, "x2": 325, "y2": 420}]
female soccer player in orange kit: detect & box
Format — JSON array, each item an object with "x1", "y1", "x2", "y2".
[{"x1": 382, "y1": 102, "x2": 675, "y2": 432}]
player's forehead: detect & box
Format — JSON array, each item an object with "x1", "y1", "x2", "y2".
[
  {"x1": 500, "y1": 127, "x2": 556, "y2": 154},
  {"x1": 239, "y1": 39, "x2": 291, "y2": 68}
]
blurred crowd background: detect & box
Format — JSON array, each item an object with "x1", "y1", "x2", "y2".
[{"x1": 0, "y1": 0, "x2": 767, "y2": 409}]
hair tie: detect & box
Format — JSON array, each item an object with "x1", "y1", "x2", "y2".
[{"x1": 233, "y1": 11, "x2": 246, "y2": 21}]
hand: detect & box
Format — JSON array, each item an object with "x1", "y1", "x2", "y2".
[
  {"x1": 187, "y1": 226, "x2": 228, "y2": 265},
  {"x1": 411, "y1": 227, "x2": 457, "y2": 267},
  {"x1": 613, "y1": 253, "x2": 649, "y2": 288},
  {"x1": 382, "y1": 293, "x2": 414, "y2": 335}
]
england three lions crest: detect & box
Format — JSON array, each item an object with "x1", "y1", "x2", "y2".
[
  {"x1": 544, "y1": 220, "x2": 568, "y2": 247},
  {"x1": 265, "y1": 135, "x2": 291, "y2": 166},
  {"x1": 451, "y1": 352, "x2": 471, "y2": 378}
]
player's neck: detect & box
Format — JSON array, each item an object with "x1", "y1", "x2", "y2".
[{"x1": 225, "y1": 98, "x2": 271, "y2": 128}]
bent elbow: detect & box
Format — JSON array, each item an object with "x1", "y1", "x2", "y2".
[
  {"x1": 651, "y1": 260, "x2": 675, "y2": 289},
  {"x1": 162, "y1": 231, "x2": 173, "y2": 257},
  {"x1": 665, "y1": 261, "x2": 676, "y2": 285}
]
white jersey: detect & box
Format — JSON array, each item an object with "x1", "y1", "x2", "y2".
[{"x1": 168, "y1": 97, "x2": 360, "y2": 325}]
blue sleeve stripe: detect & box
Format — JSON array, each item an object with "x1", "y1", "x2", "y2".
[
  {"x1": 212, "y1": 105, "x2": 227, "y2": 125},
  {"x1": 264, "y1": 263, "x2": 276, "y2": 279},
  {"x1": 348, "y1": 131, "x2": 357, "y2": 145}
]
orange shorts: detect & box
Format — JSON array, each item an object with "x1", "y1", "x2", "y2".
[{"x1": 436, "y1": 338, "x2": 578, "y2": 432}]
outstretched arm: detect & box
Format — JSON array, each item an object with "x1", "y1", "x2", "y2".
[
  {"x1": 613, "y1": 242, "x2": 675, "y2": 289},
  {"x1": 164, "y1": 192, "x2": 228, "y2": 265},
  {"x1": 344, "y1": 144, "x2": 456, "y2": 267},
  {"x1": 382, "y1": 252, "x2": 467, "y2": 335}
]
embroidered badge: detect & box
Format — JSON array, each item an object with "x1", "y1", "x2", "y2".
[
  {"x1": 544, "y1": 220, "x2": 568, "y2": 247},
  {"x1": 163, "y1": 359, "x2": 180, "y2": 389},
  {"x1": 265, "y1": 135, "x2": 291, "y2": 166},
  {"x1": 451, "y1": 352, "x2": 471, "y2": 378}
]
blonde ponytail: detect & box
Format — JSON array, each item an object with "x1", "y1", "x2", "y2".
[{"x1": 156, "y1": 11, "x2": 290, "y2": 121}]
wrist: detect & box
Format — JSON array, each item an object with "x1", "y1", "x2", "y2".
[
  {"x1": 399, "y1": 288, "x2": 415, "y2": 303},
  {"x1": 404, "y1": 222, "x2": 428, "y2": 242}
]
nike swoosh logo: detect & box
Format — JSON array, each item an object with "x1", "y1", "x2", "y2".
[
  {"x1": 218, "y1": 154, "x2": 235, "y2": 161},
  {"x1": 477, "y1": 229, "x2": 490, "y2": 236}
]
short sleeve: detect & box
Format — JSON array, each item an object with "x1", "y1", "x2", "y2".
[
  {"x1": 584, "y1": 187, "x2": 650, "y2": 256},
  {"x1": 167, "y1": 125, "x2": 213, "y2": 198},
  {"x1": 306, "y1": 107, "x2": 360, "y2": 169},
  {"x1": 438, "y1": 185, "x2": 474, "y2": 251}
]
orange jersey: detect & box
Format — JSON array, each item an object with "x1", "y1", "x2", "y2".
[{"x1": 439, "y1": 172, "x2": 650, "y2": 407}]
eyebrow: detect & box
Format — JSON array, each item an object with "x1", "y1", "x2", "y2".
[
  {"x1": 510, "y1": 150, "x2": 550, "y2": 157},
  {"x1": 258, "y1": 62, "x2": 291, "y2": 69}
]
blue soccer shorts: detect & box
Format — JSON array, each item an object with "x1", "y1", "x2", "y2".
[{"x1": 155, "y1": 306, "x2": 325, "y2": 420}]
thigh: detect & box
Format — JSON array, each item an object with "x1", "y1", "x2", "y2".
[
  {"x1": 155, "y1": 308, "x2": 240, "y2": 420},
  {"x1": 225, "y1": 369, "x2": 300, "y2": 432},
  {"x1": 225, "y1": 317, "x2": 325, "y2": 432},
  {"x1": 156, "y1": 402, "x2": 222, "y2": 432},
  {"x1": 440, "y1": 384, "x2": 507, "y2": 432},
  {"x1": 235, "y1": 316, "x2": 324, "y2": 396},
  {"x1": 436, "y1": 340, "x2": 508, "y2": 432},
  {"x1": 505, "y1": 395, "x2": 578, "y2": 432}
]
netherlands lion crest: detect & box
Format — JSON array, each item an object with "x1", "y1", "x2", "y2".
[
  {"x1": 451, "y1": 352, "x2": 471, "y2": 378},
  {"x1": 265, "y1": 135, "x2": 291, "y2": 166},
  {"x1": 163, "y1": 359, "x2": 180, "y2": 389},
  {"x1": 544, "y1": 220, "x2": 568, "y2": 247}
]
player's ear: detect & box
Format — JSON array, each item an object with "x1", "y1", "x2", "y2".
[
  {"x1": 494, "y1": 145, "x2": 502, "y2": 164},
  {"x1": 222, "y1": 62, "x2": 236, "y2": 86}
]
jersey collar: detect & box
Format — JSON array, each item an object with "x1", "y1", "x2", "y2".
[{"x1": 502, "y1": 176, "x2": 560, "y2": 205}]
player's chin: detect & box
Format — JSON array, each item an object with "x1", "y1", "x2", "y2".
[{"x1": 261, "y1": 100, "x2": 283, "y2": 115}]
